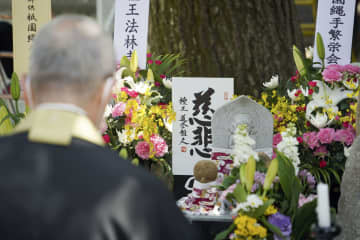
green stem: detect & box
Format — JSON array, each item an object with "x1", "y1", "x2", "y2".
[{"x1": 15, "y1": 100, "x2": 19, "y2": 115}]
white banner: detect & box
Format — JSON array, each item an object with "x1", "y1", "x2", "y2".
[
  {"x1": 114, "y1": 0, "x2": 150, "y2": 69},
  {"x1": 313, "y1": 0, "x2": 356, "y2": 66},
  {"x1": 172, "y1": 77, "x2": 234, "y2": 175}
]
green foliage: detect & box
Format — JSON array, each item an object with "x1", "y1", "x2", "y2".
[
  {"x1": 215, "y1": 224, "x2": 235, "y2": 240},
  {"x1": 292, "y1": 200, "x2": 317, "y2": 240}
]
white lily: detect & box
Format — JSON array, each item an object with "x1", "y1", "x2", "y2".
[
  {"x1": 104, "y1": 104, "x2": 113, "y2": 118},
  {"x1": 306, "y1": 80, "x2": 354, "y2": 124},
  {"x1": 300, "y1": 86, "x2": 309, "y2": 97},
  {"x1": 162, "y1": 77, "x2": 172, "y2": 89},
  {"x1": 112, "y1": 67, "x2": 127, "y2": 94},
  {"x1": 309, "y1": 112, "x2": 328, "y2": 128},
  {"x1": 287, "y1": 89, "x2": 297, "y2": 101},
  {"x1": 305, "y1": 46, "x2": 313, "y2": 59},
  {"x1": 263, "y1": 75, "x2": 279, "y2": 89},
  {"x1": 163, "y1": 118, "x2": 173, "y2": 132}
]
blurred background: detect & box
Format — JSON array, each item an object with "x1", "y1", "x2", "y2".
[{"x1": 0, "y1": 0, "x2": 359, "y2": 97}]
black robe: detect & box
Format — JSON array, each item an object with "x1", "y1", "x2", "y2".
[{"x1": 0, "y1": 109, "x2": 201, "y2": 240}]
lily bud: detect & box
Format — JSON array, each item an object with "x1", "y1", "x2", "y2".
[
  {"x1": 147, "y1": 68, "x2": 154, "y2": 82},
  {"x1": 245, "y1": 156, "x2": 256, "y2": 192},
  {"x1": 131, "y1": 158, "x2": 139, "y2": 166},
  {"x1": 264, "y1": 158, "x2": 278, "y2": 191},
  {"x1": 316, "y1": 33, "x2": 325, "y2": 61},
  {"x1": 293, "y1": 45, "x2": 306, "y2": 77},
  {"x1": 130, "y1": 50, "x2": 138, "y2": 73},
  {"x1": 11, "y1": 72, "x2": 20, "y2": 101},
  {"x1": 119, "y1": 148, "x2": 128, "y2": 159}
]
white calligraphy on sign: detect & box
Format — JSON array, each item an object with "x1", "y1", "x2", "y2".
[
  {"x1": 313, "y1": 0, "x2": 356, "y2": 66},
  {"x1": 172, "y1": 77, "x2": 234, "y2": 175},
  {"x1": 114, "y1": 0, "x2": 150, "y2": 69}
]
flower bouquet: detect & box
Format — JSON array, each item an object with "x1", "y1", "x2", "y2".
[
  {"x1": 259, "y1": 33, "x2": 359, "y2": 186},
  {"x1": 102, "y1": 51, "x2": 185, "y2": 186},
  {"x1": 215, "y1": 124, "x2": 317, "y2": 240}
]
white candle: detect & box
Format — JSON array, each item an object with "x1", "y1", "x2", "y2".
[{"x1": 316, "y1": 183, "x2": 331, "y2": 228}]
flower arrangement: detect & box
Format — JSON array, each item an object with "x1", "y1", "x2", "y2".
[
  {"x1": 259, "y1": 33, "x2": 359, "y2": 186},
  {"x1": 216, "y1": 124, "x2": 317, "y2": 240},
  {"x1": 103, "y1": 51, "x2": 185, "y2": 183}
]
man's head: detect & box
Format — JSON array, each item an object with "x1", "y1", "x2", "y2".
[{"x1": 25, "y1": 15, "x2": 115, "y2": 126}]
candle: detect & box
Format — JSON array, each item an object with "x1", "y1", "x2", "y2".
[{"x1": 316, "y1": 183, "x2": 331, "y2": 228}]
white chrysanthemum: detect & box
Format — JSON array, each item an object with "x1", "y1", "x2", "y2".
[
  {"x1": 246, "y1": 194, "x2": 263, "y2": 208},
  {"x1": 104, "y1": 104, "x2": 113, "y2": 118},
  {"x1": 263, "y1": 75, "x2": 279, "y2": 89}
]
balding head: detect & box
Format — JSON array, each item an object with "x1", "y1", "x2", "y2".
[{"x1": 28, "y1": 15, "x2": 115, "y2": 104}]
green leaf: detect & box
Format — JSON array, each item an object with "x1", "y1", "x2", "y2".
[
  {"x1": 222, "y1": 176, "x2": 236, "y2": 189},
  {"x1": 293, "y1": 200, "x2": 317, "y2": 240},
  {"x1": 328, "y1": 168, "x2": 341, "y2": 184},
  {"x1": 233, "y1": 184, "x2": 247, "y2": 203},
  {"x1": 277, "y1": 151, "x2": 296, "y2": 200},
  {"x1": 253, "y1": 199, "x2": 274, "y2": 218},
  {"x1": 260, "y1": 217, "x2": 284, "y2": 238},
  {"x1": 10, "y1": 72, "x2": 20, "y2": 101},
  {"x1": 215, "y1": 224, "x2": 235, "y2": 240}
]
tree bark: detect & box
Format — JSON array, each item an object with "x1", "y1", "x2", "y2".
[{"x1": 149, "y1": 0, "x2": 304, "y2": 97}]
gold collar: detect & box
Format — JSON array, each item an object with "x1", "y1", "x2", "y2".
[{"x1": 13, "y1": 109, "x2": 104, "y2": 147}]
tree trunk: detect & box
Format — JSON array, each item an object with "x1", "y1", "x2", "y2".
[{"x1": 149, "y1": 0, "x2": 304, "y2": 97}]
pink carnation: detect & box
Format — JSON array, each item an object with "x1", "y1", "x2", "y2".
[
  {"x1": 343, "y1": 64, "x2": 360, "y2": 74},
  {"x1": 322, "y1": 68, "x2": 342, "y2": 83},
  {"x1": 335, "y1": 129, "x2": 355, "y2": 146},
  {"x1": 298, "y1": 194, "x2": 317, "y2": 208},
  {"x1": 150, "y1": 134, "x2": 168, "y2": 157},
  {"x1": 314, "y1": 145, "x2": 328, "y2": 156},
  {"x1": 303, "y1": 132, "x2": 319, "y2": 150},
  {"x1": 317, "y1": 128, "x2": 335, "y2": 144},
  {"x1": 327, "y1": 64, "x2": 345, "y2": 72},
  {"x1": 135, "y1": 141, "x2": 150, "y2": 160},
  {"x1": 112, "y1": 102, "x2": 126, "y2": 117},
  {"x1": 273, "y1": 133, "x2": 282, "y2": 148}
]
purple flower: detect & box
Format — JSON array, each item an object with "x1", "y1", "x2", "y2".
[
  {"x1": 298, "y1": 194, "x2": 317, "y2": 208},
  {"x1": 251, "y1": 171, "x2": 266, "y2": 192},
  {"x1": 268, "y1": 213, "x2": 292, "y2": 240}
]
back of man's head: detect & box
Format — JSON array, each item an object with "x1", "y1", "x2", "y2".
[{"x1": 29, "y1": 15, "x2": 115, "y2": 104}]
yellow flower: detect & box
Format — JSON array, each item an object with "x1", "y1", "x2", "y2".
[{"x1": 264, "y1": 205, "x2": 277, "y2": 216}]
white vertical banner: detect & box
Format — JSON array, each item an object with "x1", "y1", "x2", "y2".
[
  {"x1": 313, "y1": 0, "x2": 356, "y2": 66},
  {"x1": 172, "y1": 77, "x2": 234, "y2": 175},
  {"x1": 114, "y1": 0, "x2": 150, "y2": 69}
]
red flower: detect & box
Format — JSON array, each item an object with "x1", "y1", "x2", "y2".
[
  {"x1": 306, "y1": 121, "x2": 311, "y2": 127},
  {"x1": 291, "y1": 76, "x2": 297, "y2": 82},
  {"x1": 294, "y1": 89, "x2": 302, "y2": 97},
  {"x1": 147, "y1": 53, "x2": 152, "y2": 58},
  {"x1": 308, "y1": 89, "x2": 314, "y2": 95},
  {"x1": 297, "y1": 136, "x2": 303, "y2": 143},
  {"x1": 158, "y1": 102, "x2": 168, "y2": 109},
  {"x1": 343, "y1": 121, "x2": 350, "y2": 128},
  {"x1": 160, "y1": 74, "x2": 166, "y2": 79},
  {"x1": 155, "y1": 81, "x2": 161, "y2": 87},
  {"x1": 155, "y1": 60, "x2": 162, "y2": 65},
  {"x1": 308, "y1": 81, "x2": 317, "y2": 87},
  {"x1": 103, "y1": 134, "x2": 110, "y2": 143},
  {"x1": 319, "y1": 160, "x2": 327, "y2": 168},
  {"x1": 147, "y1": 60, "x2": 153, "y2": 64}
]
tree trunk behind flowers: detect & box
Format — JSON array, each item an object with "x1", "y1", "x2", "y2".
[{"x1": 148, "y1": 0, "x2": 304, "y2": 97}]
